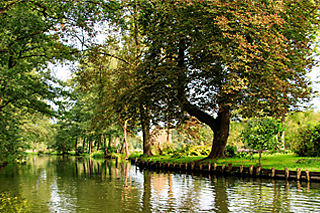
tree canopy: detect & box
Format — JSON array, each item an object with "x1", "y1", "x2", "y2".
[
  {"x1": 0, "y1": 0, "x2": 122, "y2": 163},
  {"x1": 125, "y1": 0, "x2": 319, "y2": 158},
  {"x1": 1, "y1": 0, "x2": 319, "y2": 161}
]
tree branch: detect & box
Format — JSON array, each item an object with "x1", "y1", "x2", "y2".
[{"x1": 99, "y1": 50, "x2": 131, "y2": 65}]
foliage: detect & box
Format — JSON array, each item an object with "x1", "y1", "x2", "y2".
[
  {"x1": 285, "y1": 110, "x2": 320, "y2": 149},
  {"x1": 162, "y1": 144, "x2": 211, "y2": 158},
  {"x1": 227, "y1": 121, "x2": 246, "y2": 148},
  {"x1": 130, "y1": 135, "x2": 143, "y2": 150},
  {"x1": 126, "y1": 0, "x2": 319, "y2": 159},
  {"x1": 225, "y1": 145, "x2": 238, "y2": 158},
  {"x1": 175, "y1": 117, "x2": 213, "y2": 146},
  {"x1": 0, "y1": 109, "x2": 27, "y2": 165},
  {"x1": 76, "y1": 146, "x2": 85, "y2": 155},
  {"x1": 2, "y1": 0, "x2": 319, "y2": 160},
  {"x1": 0, "y1": 0, "x2": 123, "y2": 162},
  {"x1": 20, "y1": 113, "x2": 57, "y2": 151},
  {"x1": 293, "y1": 123, "x2": 320, "y2": 157},
  {"x1": 91, "y1": 151, "x2": 106, "y2": 159},
  {"x1": 240, "y1": 117, "x2": 283, "y2": 166}
]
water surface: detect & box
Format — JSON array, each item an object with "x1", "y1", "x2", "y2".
[{"x1": 0, "y1": 156, "x2": 319, "y2": 212}]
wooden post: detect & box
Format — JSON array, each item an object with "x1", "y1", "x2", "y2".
[
  {"x1": 228, "y1": 163, "x2": 232, "y2": 173},
  {"x1": 168, "y1": 161, "x2": 171, "y2": 169},
  {"x1": 249, "y1": 165, "x2": 254, "y2": 175},
  {"x1": 159, "y1": 161, "x2": 162, "y2": 168},
  {"x1": 306, "y1": 170, "x2": 310, "y2": 181},
  {"x1": 214, "y1": 163, "x2": 217, "y2": 172},
  {"x1": 297, "y1": 168, "x2": 301, "y2": 181},
  {"x1": 134, "y1": 157, "x2": 137, "y2": 163},
  {"x1": 271, "y1": 168, "x2": 275, "y2": 178},
  {"x1": 185, "y1": 162, "x2": 188, "y2": 170},
  {"x1": 191, "y1": 162, "x2": 195, "y2": 170},
  {"x1": 173, "y1": 162, "x2": 176, "y2": 169},
  {"x1": 179, "y1": 162, "x2": 182, "y2": 169},
  {"x1": 208, "y1": 163, "x2": 211, "y2": 172},
  {"x1": 199, "y1": 163, "x2": 203, "y2": 171},
  {"x1": 222, "y1": 164, "x2": 225, "y2": 173},
  {"x1": 240, "y1": 165, "x2": 243, "y2": 174},
  {"x1": 285, "y1": 167, "x2": 290, "y2": 179}
]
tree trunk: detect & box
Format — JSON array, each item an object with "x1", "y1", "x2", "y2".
[
  {"x1": 142, "y1": 124, "x2": 153, "y2": 156},
  {"x1": 88, "y1": 140, "x2": 92, "y2": 154},
  {"x1": 75, "y1": 138, "x2": 78, "y2": 155},
  {"x1": 176, "y1": 38, "x2": 231, "y2": 159},
  {"x1": 140, "y1": 105, "x2": 153, "y2": 156},
  {"x1": 104, "y1": 134, "x2": 108, "y2": 158},
  {"x1": 120, "y1": 120, "x2": 130, "y2": 158},
  {"x1": 108, "y1": 135, "x2": 112, "y2": 147},
  {"x1": 183, "y1": 101, "x2": 231, "y2": 159},
  {"x1": 120, "y1": 138, "x2": 125, "y2": 154},
  {"x1": 97, "y1": 134, "x2": 102, "y2": 152},
  {"x1": 167, "y1": 128, "x2": 172, "y2": 143},
  {"x1": 114, "y1": 137, "x2": 119, "y2": 147},
  {"x1": 206, "y1": 106, "x2": 231, "y2": 159},
  {"x1": 280, "y1": 114, "x2": 286, "y2": 150},
  {"x1": 83, "y1": 137, "x2": 86, "y2": 149}
]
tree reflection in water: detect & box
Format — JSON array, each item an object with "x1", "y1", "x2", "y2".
[{"x1": 0, "y1": 156, "x2": 319, "y2": 212}]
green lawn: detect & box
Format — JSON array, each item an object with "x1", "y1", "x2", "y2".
[{"x1": 131, "y1": 152, "x2": 320, "y2": 172}]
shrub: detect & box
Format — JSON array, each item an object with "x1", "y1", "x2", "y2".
[
  {"x1": 165, "y1": 144, "x2": 211, "y2": 158},
  {"x1": 240, "y1": 117, "x2": 283, "y2": 166},
  {"x1": 293, "y1": 124, "x2": 320, "y2": 157},
  {"x1": 91, "y1": 151, "x2": 105, "y2": 158},
  {"x1": 76, "y1": 146, "x2": 85, "y2": 155},
  {"x1": 225, "y1": 145, "x2": 237, "y2": 158}
]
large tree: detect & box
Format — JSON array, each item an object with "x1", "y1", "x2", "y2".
[
  {"x1": 132, "y1": 0, "x2": 319, "y2": 159},
  {"x1": 0, "y1": 0, "x2": 121, "y2": 162}
]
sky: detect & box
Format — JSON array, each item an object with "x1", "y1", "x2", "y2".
[{"x1": 309, "y1": 65, "x2": 320, "y2": 111}]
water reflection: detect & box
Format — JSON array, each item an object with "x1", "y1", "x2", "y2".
[{"x1": 0, "y1": 156, "x2": 319, "y2": 212}]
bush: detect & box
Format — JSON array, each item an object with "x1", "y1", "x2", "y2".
[
  {"x1": 225, "y1": 145, "x2": 237, "y2": 158},
  {"x1": 293, "y1": 124, "x2": 320, "y2": 157},
  {"x1": 91, "y1": 151, "x2": 105, "y2": 158},
  {"x1": 240, "y1": 117, "x2": 283, "y2": 166},
  {"x1": 163, "y1": 144, "x2": 211, "y2": 158},
  {"x1": 76, "y1": 146, "x2": 85, "y2": 155}
]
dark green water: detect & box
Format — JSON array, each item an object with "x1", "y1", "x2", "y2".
[{"x1": 0, "y1": 156, "x2": 319, "y2": 212}]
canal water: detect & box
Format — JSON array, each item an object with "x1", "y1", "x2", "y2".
[{"x1": 0, "y1": 156, "x2": 319, "y2": 212}]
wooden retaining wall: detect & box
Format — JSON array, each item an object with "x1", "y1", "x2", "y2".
[{"x1": 130, "y1": 158, "x2": 320, "y2": 182}]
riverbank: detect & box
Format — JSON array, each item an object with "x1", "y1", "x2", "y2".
[
  {"x1": 129, "y1": 153, "x2": 320, "y2": 172},
  {"x1": 130, "y1": 153, "x2": 320, "y2": 182}
]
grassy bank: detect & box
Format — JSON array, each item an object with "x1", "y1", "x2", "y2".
[{"x1": 130, "y1": 153, "x2": 320, "y2": 172}]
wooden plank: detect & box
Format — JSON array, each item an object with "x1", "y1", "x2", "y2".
[{"x1": 310, "y1": 172, "x2": 320, "y2": 177}]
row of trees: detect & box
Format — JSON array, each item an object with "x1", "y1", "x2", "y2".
[
  {"x1": 75, "y1": 0, "x2": 319, "y2": 159},
  {"x1": 0, "y1": 0, "x2": 123, "y2": 164},
  {"x1": 1, "y1": 0, "x2": 319, "y2": 163}
]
